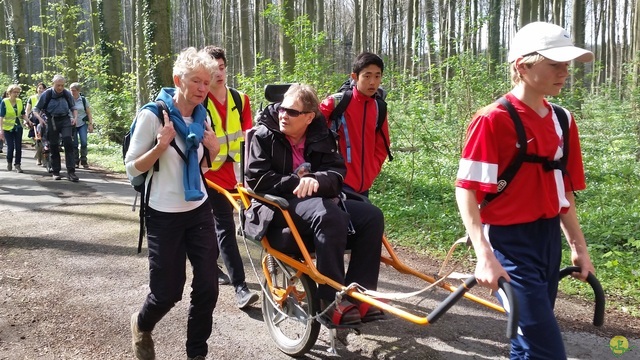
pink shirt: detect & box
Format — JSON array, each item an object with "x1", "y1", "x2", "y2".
[{"x1": 287, "y1": 136, "x2": 306, "y2": 171}]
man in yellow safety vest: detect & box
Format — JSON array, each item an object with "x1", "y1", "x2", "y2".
[{"x1": 202, "y1": 46, "x2": 258, "y2": 309}]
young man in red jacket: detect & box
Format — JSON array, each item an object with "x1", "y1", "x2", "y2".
[{"x1": 319, "y1": 52, "x2": 391, "y2": 197}]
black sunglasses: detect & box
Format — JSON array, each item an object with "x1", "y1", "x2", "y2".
[{"x1": 278, "y1": 106, "x2": 310, "y2": 117}]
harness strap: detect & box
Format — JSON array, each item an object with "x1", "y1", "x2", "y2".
[{"x1": 481, "y1": 97, "x2": 570, "y2": 209}]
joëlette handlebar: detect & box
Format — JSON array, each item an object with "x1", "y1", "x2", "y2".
[
  {"x1": 558, "y1": 266, "x2": 605, "y2": 327},
  {"x1": 427, "y1": 276, "x2": 519, "y2": 339}
]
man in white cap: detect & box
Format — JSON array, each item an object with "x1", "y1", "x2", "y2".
[{"x1": 454, "y1": 22, "x2": 596, "y2": 359}]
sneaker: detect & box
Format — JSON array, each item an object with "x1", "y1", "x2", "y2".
[
  {"x1": 15, "y1": 164, "x2": 22, "y2": 173},
  {"x1": 130, "y1": 312, "x2": 155, "y2": 360},
  {"x1": 235, "y1": 283, "x2": 259, "y2": 309},
  {"x1": 36, "y1": 161, "x2": 42, "y2": 166},
  {"x1": 67, "y1": 172, "x2": 79, "y2": 182},
  {"x1": 217, "y1": 265, "x2": 230, "y2": 285},
  {"x1": 52, "y1": 173, "x2": 61, "y2": 180},
  {"x1": 82, "y1": 163, "x2": 89, "y2": 169},
  {"x1": 7, "y1": 163, "x2": 11, "y2": 171}
]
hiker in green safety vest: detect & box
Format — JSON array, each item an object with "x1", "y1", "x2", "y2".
[
  {"x1": 0, "y1": 84, "x2": 28, "y2": 173},
  {"x1": 201, "y1": 45, "x2": 259, "y2": 309}
]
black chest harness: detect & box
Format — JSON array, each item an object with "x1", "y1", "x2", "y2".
[{"x1": 480, "y1": 97, "x2": 571, "y2": 208}]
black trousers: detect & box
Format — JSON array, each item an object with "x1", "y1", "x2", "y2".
[
  {"x1": 207, "y1": 187, "x2": 247, "y2": 287},
  {"x1": 272, "y1": 197, "x2": 384, "y2": 301},
  {"x1": 138, "y1": 202, "x2": 219, "y2": 358},
  {"x1": 47, "y1": 116, "x2": 75, "y2": 174}
]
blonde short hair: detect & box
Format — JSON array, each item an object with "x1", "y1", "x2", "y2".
[
  {"x1": 69, "y1": 82, "x2": 81, "y2": 91},
  {"x1": 510, "y1": 53, "x2": 546, "y2": 85},
  {"x1": 6, "y1": 84, "x2": 21, "y2": 94},
  {"x1": 173, "y1": 47, "x2": 218, "y2": 79}
]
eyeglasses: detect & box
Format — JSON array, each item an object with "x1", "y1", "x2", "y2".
[{"x1": 278, "y1": 106, "x2": 310, "y2": 117}]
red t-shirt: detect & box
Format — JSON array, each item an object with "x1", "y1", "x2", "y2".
[
  {"x1": 203, "y1": 91, "x2": 253, "y2": 190},
  {"x1": 455, "y1": 93, "x2": 586, "y2": 225}
]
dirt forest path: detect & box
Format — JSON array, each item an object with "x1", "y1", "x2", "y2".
[{"x1": 0, "y1": 148, "x2": 638, "y2": 360}]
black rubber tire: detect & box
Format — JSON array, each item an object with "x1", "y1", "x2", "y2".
[{"x1": 262, "y1": 263, "x2": 321, "y2": 357}]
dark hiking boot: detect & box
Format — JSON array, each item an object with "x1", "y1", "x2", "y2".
[{"x1": 130, "y1": 312, "x2": 155, "y2": 360}]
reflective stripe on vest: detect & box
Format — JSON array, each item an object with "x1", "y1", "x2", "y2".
[
  {"x1": 206, "y1": 88, "x2": 244, "y2": 170},
  {"x1": 2, "y1": 98, "x2": 23, "y2": 131}
]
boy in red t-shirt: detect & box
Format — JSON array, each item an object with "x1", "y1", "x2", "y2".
[{"x1": 455, "y1": 22, "x2": 596, "y2": 359}]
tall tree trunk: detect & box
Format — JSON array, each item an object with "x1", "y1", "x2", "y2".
[
  {"x1": 571, "y1": 0, "x2": 587, "y2": 103},
  {"x1": 134, "y1": 0, "x2": 149, "y2": 107},
  {"x1": 62, "y1": 0, "x2": 78, "y2": 82},
  {"x1": 360, "y1": 0, "x2": 368, "y2": 53},
  {"x1": 102, "y1": 0, "x2": 123, "y2": 88},
  {"x1": 530, "y1": 0, "x2": 540, "y2": 21},
  {"x1": 7, "y1": 0, "x2": 28, "y2": 85},
  {"x1": 598, "y1": 0, "x2": 607, "y2": 87},
  {"x1": 40, "y1": 0, "x2": 50, "y2": 74},
  {"x1": 254, "y1": 0, "x2": 262, "y2": 67},
  {"x1": 609, "y1": 0, "x2": 618, "y2": 87},
  {"x1": 620, "y1": 0, "x2": 630, "y2": 96},
  {"x1": 390, "y1": 0, "x2": 397, "y2": 66},
  {"x1": 635, "y1": 0, "x2": 640, "y2": 161},
  {"x1": 552, "y1": 0, "x2": 566, "y2": 26},
  {"x1": 462, "y1": 0, "x2": 471, "y2": 52},
  {"x1": 519, "y1": 0, "x2": 532, "y2": 28},
  {"x1": 404, "y1": 0, "x2": 415, "y2": 74},
  {"x1": 317, "y1": 0, "x2": 326, "y2": 58},
  {"x1": 424, "y1": 0, "x2": 435, "y2": 73},
  {"x1": 374, "y1": 0, "x2": 383, "y2": 54},
  {"x1": 280, "y1": 0, "x2": 295, "y2": 74},
  {"x1": 634, "y1": 0, "x2": 640, "y2": 91},
  {"x1": 89, "y1": 0, "x2": 100, "y2": 47},
  {"x1": 146, "y1": 0, "x2": 172, "y2": 92},
  {"x1": 237, "y1": 0, "x2": 252, "y2": 76},
  {"x1": 0, "y1": 2, "x2": 9, "y2": 75},
  {"x1": 488, "y1": 0, "x2": 501, "y2": 74},
  {"x1": 353, "y1": 0, "x2": 361, "y2": 55}
]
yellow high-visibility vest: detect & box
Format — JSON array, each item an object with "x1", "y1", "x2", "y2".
[
  {"x1": 2, "y1": 98, "x2": 23, "y2": 131},
  {"x1": 206, "y1": 88, "x2": 245, "y2": 170}
]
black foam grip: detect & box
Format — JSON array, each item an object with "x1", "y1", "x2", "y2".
[{"x1": 559, "y1": 266, "x2": 605, "y2": 326}]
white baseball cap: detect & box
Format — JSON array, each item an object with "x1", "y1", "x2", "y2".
[{"x1": 508, "y1": 22, "x2": 594, "y2": 63}]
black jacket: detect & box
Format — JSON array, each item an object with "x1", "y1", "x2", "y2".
[
  {"x1": 243, "y1": 102, "x2": 346, "y2": 240},
  {"x1": 246, "y1": 102, "x2": 346, "y2": 198}
]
